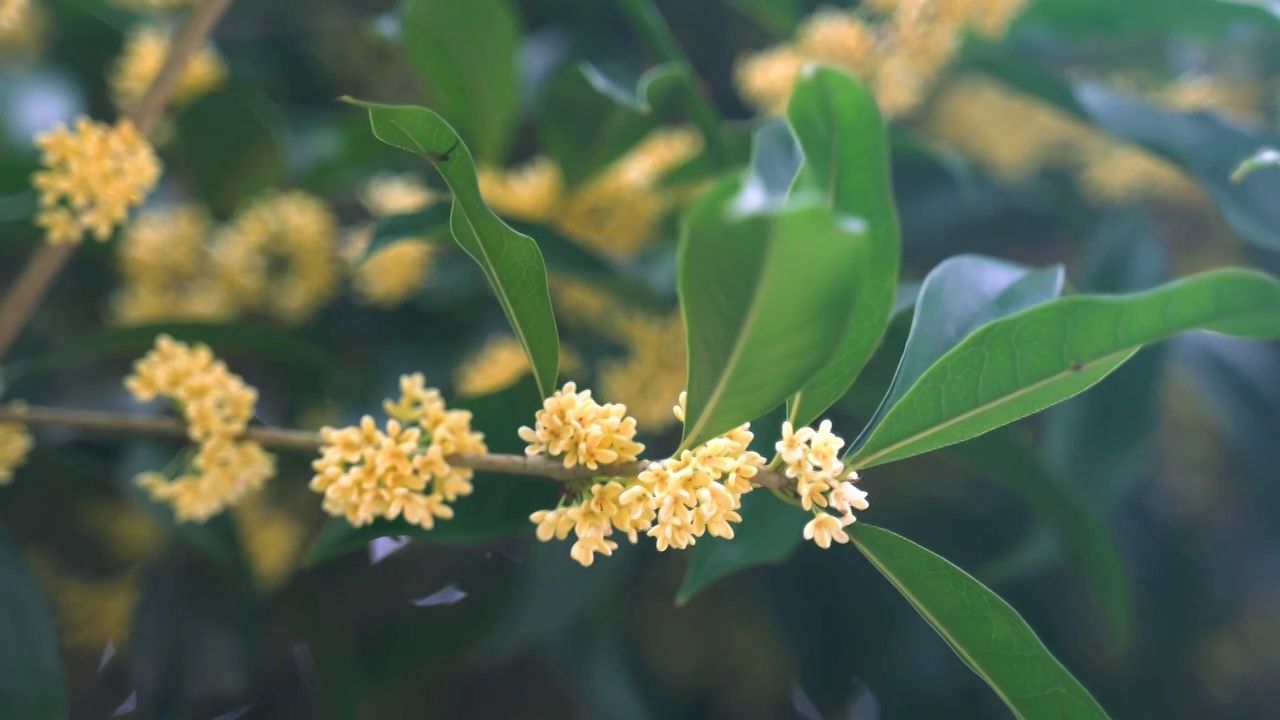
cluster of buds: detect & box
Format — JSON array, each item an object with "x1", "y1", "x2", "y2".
[{"x1": 777, "y1": 421, "x2": 869, "y2": 548}]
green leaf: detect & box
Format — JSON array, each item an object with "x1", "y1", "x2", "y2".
[
  {"x1": 855, "y1": 255, "x2": 1065, "y2": 448},
  {"x1": 675, "y1": 491, "x2": 806, "y2": 604},
  {"x1": 173, "y1": 83, "x2": 285, "y2": 218},
  {"x1": 0, "y1": 523, "x2": 68, "y2": 720},
  {"x1": 848, "y1": 268, "x2": 1280, "y2": 469},
  {"x1": 1017, "y1": 0, "x2": 1277, "y2": 35},
  {"x1": 348, "y1": 99, "x2": 560, "y2": 398},
  {"x1": 578, "y1": 61, "x2": 685, "y2": 114},
  {"x1": 302, "y1": 379, "x2": 560, "y2": 566},
  {"x1": 850, "y1": 524, "x2": 1111, "y2": 720},
  {"x1": 784, "y1": 66, "x2": 902, "y2": 428},
  {"x1": 400, "y1": 0, "x2": 521, "y2": 162},
  {"x1": 944, "y1": 432, "x2": 1130, "y2": 646},
  {"x1": 720, "y1": 0, "x2": 802, "y2": 33},
  {"x1": 678, "y1": 179, "x2": 868, "y2": 449}
]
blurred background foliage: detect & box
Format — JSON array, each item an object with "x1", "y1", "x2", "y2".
[{"x1": 2, "y1": 0, "x2": 1280, "y2": 717}]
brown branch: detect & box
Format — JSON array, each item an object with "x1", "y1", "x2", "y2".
[
  {"x1": 0, "y1": 0, "x2": 235, "y2": 362},
  {"x1": 0, "y1": 404, "x2": 791, "y2": 489}
]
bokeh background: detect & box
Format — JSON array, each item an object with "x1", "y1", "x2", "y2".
[{"x1": 3, "y1": 0, "x2": 1280, "y2": 718}]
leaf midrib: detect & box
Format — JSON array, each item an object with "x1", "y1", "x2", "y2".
[
  {"x1": 389, "y1": 116, "x2": 546, "y2": 397},
  {"x1": 851, "y1": 347, "x2": 1135, "y2": 469},
  {"x1": 681, "y1": 226, "x2": 778, "y2": 451}
]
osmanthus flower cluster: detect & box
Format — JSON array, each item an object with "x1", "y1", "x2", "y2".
[
  {"x1": 478, "y1": 127, "x2": 703, "y2": 258},
  {"x1": 0, "y1": 409, "x2": 33, "y2": 485},
  {"x1": 0, "y1": 0, "x2": 28, "y2": 31},
  {"x1": 348, "y1": 173, "x2": 441, "y2": 308},
  {"x1": 125, "y1": 335, "x2": 275, "y2": 522},
  {"x1": 109, "y1": 25, "x2": 226, "y2": 113},
  {"x1": 734, "y1": 0, "x2": 1028, "y2": 118},
  {"x1": 310, "y1": 373, "x2": 487, "y2": 530},
  {"x1": 33, "y1": 117, "x2": 161, "y2": 245},
  {"x1": 777, "y1": 421, "x2": 869, "y2": 548}
]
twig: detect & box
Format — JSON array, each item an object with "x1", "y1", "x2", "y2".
[
  {"x1": 0, "y1": 404, "x2": 791, "y2": 488},
  {"x1": 0, "y1": 0, "x2": 235, "y2": 362},
  {"x1": 615, "y1": 0, "x2": 729, "y2": 167}
]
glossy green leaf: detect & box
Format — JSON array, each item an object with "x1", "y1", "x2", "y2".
[
  {"x1": 678, "y1": 179, "x2": 868, "y2": 449},
  {"x1": 676, "y1": 491, "x2": 806, "y2": 604},
  {"x1": 854, "y1": 255, "x2": 1065, "y2": 448},
  {"x1": 349, "y1": 99, "x2": 559, "y2": 398},
  {"x1": 400, "y1": 0, "x2": 520, "y2": 162},
  {"x1": 0, "y1": 523, "x2": 68, "y2": 720},
  {"x1": 303, "y1": 379, "x2": 560, "y2": 566},
  {"x1": 578, "y1": 60, "x2": 685, "y2": 114},
  {"x1": 850, "y1": 524, "x2": 1111, "y2": 720},
  {"x1": 848, "y1": 269, "x2": 1280, "y2": 469},
  {"x1": 742, "y1": 117, "x2": 802, "y2": 205},
  {"x1": 785, "y1": 66, "x2": 902, "y2": 428}
]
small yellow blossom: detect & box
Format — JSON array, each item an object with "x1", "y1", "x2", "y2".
[
  {"x1": 454, "y1": 335, "x2": 581, "y2": 399},
  {"x1": 211, "y1": 191, "x2": 341, "y2": 324},
  {"x1": 533, "y1": 480, "x2": 656, "y2": 567},
  {"x1": 109, "y1": 26, "x2": 225, "y2": 112},
  {"x1": 125, "y1": 335, "x2": 275, "y2": 522},
  {"x1": 518, "y1": 382, "x2": 645, "y2": 470},
  {"x1": 352, "y1": 239, "x2": 437, "y2": 308},
  {"x1": 0, "y1": 416, "x2": 33, "y2": 485},
  {"x1": 735, "y1": 44, "x2": 808, "y2": 115},
  {"x1": 796, "y1": 10, "x2": 879, "y2": 76},
  {"x1": 477, "y1": 156, "x2": 565, "y2": 223},
  {"x1": 777, "y1": 420, "x2": 869, "y2": 548},
  {"x1": 311, "y1": 374, "x2": 486, "y2": 529},
  {"x1": 32, "y1": 117, "x2": 161, "y2": 245},
  {"x1": 359, "y1": 172, "x2": 439, "y2": 217}
]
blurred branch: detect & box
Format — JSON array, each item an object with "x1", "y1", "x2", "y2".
[
  {"x1": 615, "y1": 0, "x2": 729, "y2": 167},
  {"x1": 0, "y1": 0, "x2": 235, "y2": 362},
  {"x1": 0, "y1": 404, "x2": 791, "y2": 488}
]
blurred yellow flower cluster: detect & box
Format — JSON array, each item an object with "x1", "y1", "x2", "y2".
[
  {"x1": 0, "y1": 415, "x2": 33, "y2": 485},
  {"x1": 454, "y1": 334, "x2": 581, "y2": 399},
  {"x1": 212, "y1": 191, "x2": 341, "y2": 324},
  {"x1": 114, "y1": 192, "x2": 341, "y2": 324},
  {"x1": 735, "y1": 0, "x2": 1028, "y2": 118},
  {"x1": 479, "y1": 127, "x2": 702, "y2": 258},
  {"x1": 311, "y1": 373, "x2": 487, "y2": 529},
  {"x1": 0, "y1": 0, "x2": 28, "y2": 31},
  {"x1": 113, "y1": 204, "x2": 234, "y2": 323},
  {"x1": 0, "y1": 0, "x2": 44, "y2": 58},
  {"x1": 109, "y1": 0, "x2": 201, "y2": 9},
  {"x1": 518, "y1": 381, "x2": 645, "y2": 470},
  {"x1": 777, "y1": 420, "x2": 868, "y2": 548},
  {"x1": 109, "y1": 26, "x2": 226, "y2": 112},
  {"x1": 924, "y1": 74, "x2": 1204, "y2": 205},
  {"x1": 233, "y1": 494, "x2": 309, "y2": 590},
  {"x1": 33, "y1": 117, "x2": 161, "y2": 245},
  {"x1": 125, "y1": 335, "x2": 275, "y2": 522},
  {"x1": 348, "y1": 173, "x2": 441, "y2": 308}
]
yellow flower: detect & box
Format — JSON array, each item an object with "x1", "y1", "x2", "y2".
[
  {"x1": 0, "y1": 0, "x2": 28, "y2": 31},
  {"x1": 125, "y1": 335, "x2": 275, "y2": 522},
  {"x1": 233, "y1": 494, "x2": 308, "y2": 590},
  {"x1": 359, "y1": 172, "x2": 439, "y2": 217},
  {"x1": 599, "y1": 311, "x2": 687, "y2": 429},
  {"x1": 529, "y1": 478, "x2": 656, "y2": 567},
  {"x1": 776, "y1": 420, "x2": 869, "y2": 548},
  {"x1": 453, "y1": 335, "x2": 583, "y2": 399},
  {"x1": 0, "y1": 416, "x2": 32, "y2": 485},
  {"x1": 32, "y1": 117, "x2": 161, "y2": 245},
  {"x1": 477, "y1": 156, "x2": 565, "y2": 223},
  {"x1": 796, "y1": 10, "x2": 879, "y2": 76},
  {"x1": 311, "y1": 374, "x2": 487, "y2": 530},
  {"x1": 518, "y1": 382, "x2": 645, "y2": 470},
  {"x1": 109, "y1": 26, "x2": 225, "y2": 112},
  {"x1": 0, "y1": 0, "x2": 45, "y2": 58},
  {"x1": 211, "y1": 191, "x2": 341, "y2": 324},
  {"x1": 1074, "y1": 138, "x2": 1202, "y2": 206},
  {"x1": 735, "y1": 44, "x2": 808, "y2": 115},
  {"x1": 627, "y1": 392, "x2": 766, "y2": 551},
  {"x1": 351, "y1": 238, "x2": 437, "y2": 308},
  {"x1": 112, "y1": 203, "x2": 240, "y2": 324}
]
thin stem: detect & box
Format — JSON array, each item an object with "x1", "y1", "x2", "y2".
[
  {"x1": 0, "y1": 404, "x2": 791, "y2": 489},
  {"x1": 0, "y1": 0, "x2": 235, "y2": 362},
  {"x1": 615, "y1": 0, "x2": 729, "y2": 167}
]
